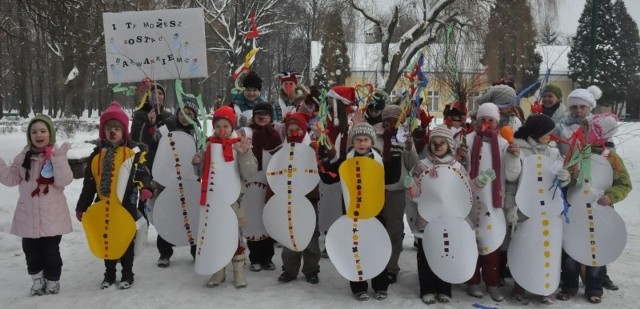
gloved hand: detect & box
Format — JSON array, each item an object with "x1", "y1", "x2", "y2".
[
  {"x1": 556, "y1": 168, "x2": 571, "y2": 187},
  {"x1": 139, "y1": 188, "x2": 153, "y2": 201},
  {"x1": 54, "y1": 142, "x2": 71, "y2": 157},
  {"x1": 456, "y1": 144, "x2": 468, "y2": 162},
  {"x1": 475, "y1": 169, "x2": 496, "y2": 187},
  {"x1": 506, "y1": 206, "x2": 519, "y2": 226},
  {"x1": 418, "y1": 109, "x2": 434, "y2": 129},
  {"x1": 76, "y1": 211, "x2": 83, "y2": 222}
]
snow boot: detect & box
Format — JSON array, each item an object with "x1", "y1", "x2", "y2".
[
  {"x1": 487, "y1": 286, "x2": 504, "y2": 302},
  {"x1": 30, "y1": 271, "x2": 46, "y2": 296},
  {"x1": 233, "y1": 255, "x2": 247, "y2": 288},
  {"x1": 45, "y1": 279, "x2": 60, "y2": 294},
  {"x1": 206, "y1": 268, "x2": 226, "y2": 287},
  {"x1": 467, "y1": 284, "x2": 484, "y2": 298}
]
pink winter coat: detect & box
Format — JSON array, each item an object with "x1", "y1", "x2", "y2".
[{"x1": 0, "y1": 146, "x2": 73, "y2": 238}]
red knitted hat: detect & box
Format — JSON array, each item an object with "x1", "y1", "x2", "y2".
[
  {"x1": 278, "y1": 71, "x2": 300, "y2": 85},
  {"x1": 212, "y1": 105, "x2": 237, "y2": 128},
  {"x1": 285, "y1": 112, "x2": 310, "y2": 132},
  {"x1": 100, "y1": 101, "x2": 130, "y2": 141}
]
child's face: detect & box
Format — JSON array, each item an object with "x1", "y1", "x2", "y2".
[
  {"x1": 178, "y1": 108, "x2": 195, "y2": 126},
  {"x1": 152, "y1": 88, "x2": 165, "y2": 106},
  {"x1": 244, "y1": 87, "x2": 260, "y2": 102},
  {"x1": 382, "y1": 117, "x2": 398, "y2": 131},
  {"x1": 542, "y1": 92, "x2": 559, "y2": 108},
  {"x1": 429, "y1": 137, "x2": 449, "y2": 157},
  {"x1": 29, "y1": 121, "x2": 50, "y2": 149},
  {"x1": 570, "y1": 104, "x2": 590, "y2": 118},
  {"x1": 353, "y1": 136, "x2": 372, "y2": 155},
  {"x1": 476, "y1": 117, "x2": 498, "y2": 131},
  {"x1": 282, "y1": 81, "x2": 296, "y2": 96},
  {"x1": 253, "y1": 111, "x2": 272, "y2": 127},
  {"x1": 537, "y1": 131, "x2": 553, "y2": 145},
  {"x1": 104, "y1": 120, "x2": 124, "y2": 144},
  {"x1": 287, "y1": 123, "x2": 304, "y2": 140},
  {"x1": 446, "y1": 116, "x2": 463, "y2": 128},
  {"x1": 214, "y1": 119, "x2": 233, "y2": 138}
]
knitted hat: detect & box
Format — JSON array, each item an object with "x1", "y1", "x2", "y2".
[
  {"x1": 567, "y1": 85, "x2": 602, "y2": 110},
  {"x1": 369, "y1": 89, "x2": 388, "y2": 111},
  {"x1": 443, "y1": 101, "x2": 467, "y2": 119},
  {"x1": 27, "y1": 114, "x2": 56, "y2": 146},
  {"x1": 382, "y1": 104, "x2": 402, "y2": 120},
  {"x1": 348, "y1": 122, "x2": 376, "y2": 146},
  {"x1": 242, "y1": 71, "x2": 263, "y2": 91},
  {"x1": 212, "y1": 105, "x2": 237, "y2": 128},
  {"x1": 476, "y1": 103, "x2": 500, "y2": 122},
  {"x1": 252, "y1": 102, "x2": 274, "y2": 117},
  {"x1": 277, "y1": 71, "x2": 300, "y2": 84},
  {"x1": 587, "y1": 113, "x2": 618, "y2": 141},
  {"x1": 429, "y1": 125, "x2": 455, "y2": 151},
  {"x1": 151, "y1": 83, "x2": 165, "y2": 96},
  {"x1": 181, "y1": 96, "x2": 199, "y2": 117},
  {"x1": 100, "y1": 101, "x2": 130, "y2": 141},
  {"x1": 542, "y1": 84, "x2": 563, "y2": 101},
  {"x1": 514, "y1": 114, "x2": 555, "y2": 140},
  {"x1": 285, "y1": 112, "x2": 310, "y2": 132},
  {"x1": 475, "y1": 84, "x2": 517, "y2": 106},
  {"x1": 327, "y1": 86, "x2": 356, "y2": 104}
]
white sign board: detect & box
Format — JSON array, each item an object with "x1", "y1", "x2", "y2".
[{"x1": 103, "y1": 8, "x2": 208, "y2": 83}]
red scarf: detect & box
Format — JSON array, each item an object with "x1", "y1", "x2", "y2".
[
  {"x1": 469, "y1": 128, "x2": 503, "y2": 208},
  {"x1": 199, "y1": 134, "x2": 240, "y2": 206}
]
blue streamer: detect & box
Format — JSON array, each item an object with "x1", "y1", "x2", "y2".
[
  {"x1": 497, "y1": 79, "x2": 541, "y2": 108},
  {"x1": 560, "y1": 186, "x2": 571, "y2": 224},
  {"x1": 472, "y1": 303, "x2": 499, "y2": 309}
]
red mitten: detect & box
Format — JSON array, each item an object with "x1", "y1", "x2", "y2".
[
  {"x1": 419, "y1": 109, "x2": 434, "y2": 129},
  {"x1": 76, "y1": 211, "x2": 83, "y2": 222},
  {"x1": 139, "y1": 188, "x2": 153, "y2": 201}
]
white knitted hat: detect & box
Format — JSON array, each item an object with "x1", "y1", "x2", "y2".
[
  {"x1": 567, "y1": 85, "x2": 602, "y2": 110},
  {"x1": 476, "y1": 103, "x2": 500, "y2": 122}
]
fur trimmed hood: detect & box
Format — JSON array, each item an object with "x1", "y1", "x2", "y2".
[{"x1": 279, "y1": 84, "x2": 310, "y2": 103}]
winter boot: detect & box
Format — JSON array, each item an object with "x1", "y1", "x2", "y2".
[
  {"x1": 45, "y1": 279, "x2": 60, "y2": 294},
  {"x1": 206, "y1": 268, "x2": 226, "y2": 287},
  {"x1": 30, "y1": 271, "x2": 46, "y2": 296},
  {"x1": 232, "y1": 255, "x2": 247, "y2": 288}
]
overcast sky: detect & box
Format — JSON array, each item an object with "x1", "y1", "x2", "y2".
[{"x1": 556, "y1": 0, "x2": 640, "y2": 35}]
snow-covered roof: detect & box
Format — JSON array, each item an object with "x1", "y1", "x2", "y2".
[{"x1": 311, "y1": 41, "x2": 572, "y2": 76}]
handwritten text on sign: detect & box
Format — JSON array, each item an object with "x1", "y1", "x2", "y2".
[{"x1": 103, "y1": 8, "x2": 208, "y2": 83}]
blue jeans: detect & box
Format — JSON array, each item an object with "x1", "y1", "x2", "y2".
[{"x1": 560, "y1": 251, "x2": 604, "y2": 297}]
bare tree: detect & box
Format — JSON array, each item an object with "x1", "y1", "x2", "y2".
[{"x1": 349, "y1": 0, "x2": 491, "y2": 93}]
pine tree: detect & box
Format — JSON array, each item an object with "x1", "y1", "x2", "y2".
[
  {"x1": 568, "y1": 0, "x2": 625, "y2": 107},
  {"x1": 481, "y1": 0, "x2": 541, "y2": 95},
  {"x1": 313, "y1": 9, "x2": 351, "y2": 88},
  {"x1": 613, "y1": 0, "x2": 640, "y2": 117}
]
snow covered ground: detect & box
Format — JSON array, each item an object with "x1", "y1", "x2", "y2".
[{"x1": 1, "y1": 118, "x2": 639, "y2": 309}]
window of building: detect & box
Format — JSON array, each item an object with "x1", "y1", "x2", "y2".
[{"x1": 427, "y1": 90, "x2": 439, "y2": 112}]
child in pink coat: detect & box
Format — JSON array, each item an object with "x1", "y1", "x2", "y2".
[{"x1": 0, "y1": 114, "x2": 73, "y2": 296}]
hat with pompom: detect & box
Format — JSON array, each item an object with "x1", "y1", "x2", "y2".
[
  {"x1": 212, "y1": 105, "x2": 237, "y2": 129},
  {"x1": 586, "y1": 113, "x2": 618, "y2": 142},
  {"x1": 327, "y1": 86, "x2": 356, "y2": 105},
  {"x1": 474, "y1": 84, "x2": 517, "y2": 106},
  {"x1": 568, "y1": 85, "x2": 602, "y2": 110},
  {"x1": 100, "y1": 102, "x2": 130, "y2": 141}
]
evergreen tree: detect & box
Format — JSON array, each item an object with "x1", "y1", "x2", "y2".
[
  {"x1": 313, "y1": 9, "x2": 351, "y2": 87},
  {"x1": 481, "y1": 0, "x2": 541, "y2": 96},
  {"x1": 613, "y1": 0, "x2": 640, "y2": 117},
  {"x1": 568, "y1": 0, "x2": 625, "y2": 107}
]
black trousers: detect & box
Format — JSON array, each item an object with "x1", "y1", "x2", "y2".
[
  {"x1": 104, "y1": 241, "x2": 135, "y2": 282},
  {"x1": 22, "y1": 235, "x2": 63, "y2": 281},
  {"x1": 417, "y1": 238, "x2": 451, "y2": 297},
  {"x1": 157, "y1": 235, "x2": 196, "y2": 259},
  {"x1": 349, "y1": 271, "x2": 390, "y2": 294},
  {"x1": 247, "y1": 237, "x2": 275, "y2": 265}
]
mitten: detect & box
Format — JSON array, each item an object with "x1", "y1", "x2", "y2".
[
  {"x1": 506, "y1": 206, "x2": 519, "y2": 226},
  {"x1": 475, "y1": 169, "x2": 496, "y2": 187},
  {"x1": 139, "y1": 188, "x2": 153, "y2": 201},
  {"x1": 556, "y1": 168, "x2": 571, "y2": 187},
  {"x1": 76, "y1": 211, "x2": 83, "y2": 222},
  {"x1": 54, "y1": 142, "x2": 71, "y2": 157},
  {"x1": 418, "y1": 109, "x2": 434, "y2": 129}
]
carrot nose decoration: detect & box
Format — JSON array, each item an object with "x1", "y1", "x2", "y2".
[
  {"x1": 481, "y1": 120, "x2": 493, "y2": 132},
  {"x1": 500, "y1": 126, "x2": 514, "y2": 144}
]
